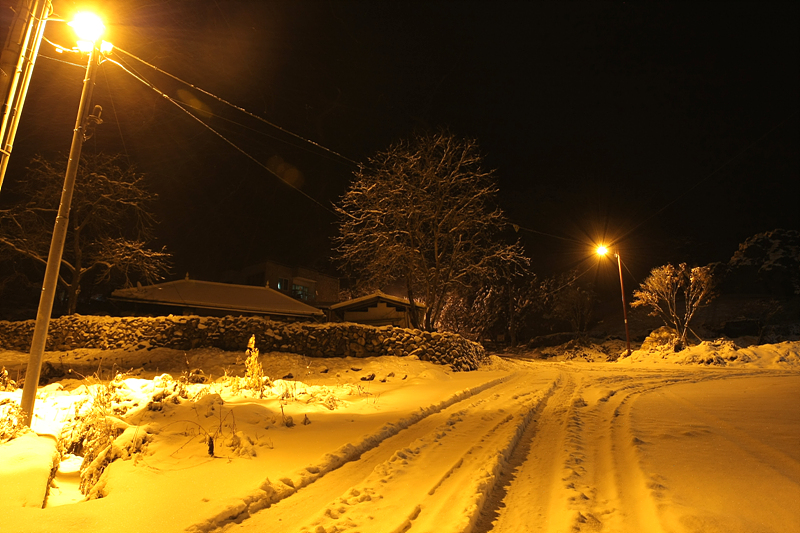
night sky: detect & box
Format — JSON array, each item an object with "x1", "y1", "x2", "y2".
[{"x1": 2, "y1": 1, "x2": 798, "y2": 289}]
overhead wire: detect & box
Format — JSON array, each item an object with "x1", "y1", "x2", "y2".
[
  {"x1": 113, "y1": 45, "x2": 359, "y2": 167},
  {"x1": 549, "y1": 262, "x2": 595, "y2": 293},
  {"x1": 511, "y1": 223, "x2": 587, "y2": 245},
  {"x1": 100, "y1": 67, "x2": 131, "y2": 166},
  {"x1": 39, "y1": 42, "x2": 589, "y2": 247},
  {"x1": 104, "y1": 56, "x2": 337, "y2": 217},
  {"x1": 50, "y1": 41, "x2": 791, "y2": 265}
]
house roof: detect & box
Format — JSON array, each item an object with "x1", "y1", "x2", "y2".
[
  {"x1": 330, "y1": 291, "x2": 422, "y2": 312},
  {"x1": 111, "y1": 279, "x2": 324, "y2": 318}
]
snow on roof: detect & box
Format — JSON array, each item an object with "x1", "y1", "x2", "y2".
[
  {"x1": 330, "y1": 291, "x2": 423, "y2": 311},
  {"x1": 111, "y1": 279, "x2": 323, "y2": 318}
]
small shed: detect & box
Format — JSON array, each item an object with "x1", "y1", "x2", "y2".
[
  {"x1": 111, "y1": 279, "x2": 324, "y2": 321},
  {"x1": 330, "y1": 291, "x2": 423, "y2": 328}
]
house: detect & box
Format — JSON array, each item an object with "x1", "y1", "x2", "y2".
[
  {"x1": 110, "y1": 278, "x2": 324, "y2": 321},
  {"x1": 330, "y1": 291, "x2": 423, "y2": 328},
  {"x1": 221, "y1": 260, "x2": 339, "y2": 308}
]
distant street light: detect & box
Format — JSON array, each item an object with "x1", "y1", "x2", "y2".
[
  {"x1": 597, "y1": 246, "x2": 632, "y2": 357},
  {"x1": 20, "y1": 12, "x2": 108, "y2": 427}
]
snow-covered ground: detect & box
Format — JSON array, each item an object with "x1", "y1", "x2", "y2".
[{"x1": 1, "y1": 339, "x2": 799, "y2": 533}]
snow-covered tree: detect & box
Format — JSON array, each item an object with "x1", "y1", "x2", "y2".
[
  {"x1": 631, "y1": 263, "x2": 717, "y2": 350},
  {"x1": 334, "y1": 130, "x2": 528, "y2": 331},
  {"x1": 0, "y1": 153, "x2": 171, "y2": 314},
  {"x1": 727, "y1": 229, "x2": 800, "y2": 297},
  {"x1": 551, "y1": 284, "x2": 597, "y2": 333},
  {"x1": 438, "y1": 262, "x2": 539, "y2": 345}
]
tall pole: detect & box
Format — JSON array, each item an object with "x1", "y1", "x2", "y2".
[
  {"x1": 0, "y1": 0, "x2": 51, "y2": 192},
  {"x1": 615, "y1": 252, "x2": 632, "y2": 357},
  {"x1": 20, "y1": 41, "x2": 100, "y2": 427}
]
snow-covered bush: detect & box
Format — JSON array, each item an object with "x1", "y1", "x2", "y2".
[
  {"x1": 727, "y1": 229, "x2": 800, "y2": 296},
  {"x1": 0, "y1": 398, "x2": 26, "y2": 442},
  {"x1": 244, "y1": 335, "x2": 271, "y2": 398},
  {"x1": 57, "y1": 375, "x2": 131, "y2": 496},
  {"x1": 0, "y1": 366, "x2": 16, "y2": 391},
  {"x1": 632, "y1": 263, "x2": 717, "y2": 351}
]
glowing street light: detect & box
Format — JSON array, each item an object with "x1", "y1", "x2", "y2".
[
  {"x1": 597, "y1": 245, "x2": 632, "y2": 357},
  {"x1": 68, "y1": 11, "x2": 105, "y2": 43},
  {"x1": 20, "y1": 12, "x2": 108, "y2": 427}
]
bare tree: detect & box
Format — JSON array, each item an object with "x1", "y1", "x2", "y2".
[
  {"x1": 334, "y1": 130, "x2": 527, "y2": 331},
  {"x1": 438, "y1": 262, "x2": 539, "y2": 345},
  {"x1": 631, "y1": 263, "x2": 717, "y2": 350},
  {"x1": 551, "y1": 284, "x2": 597, "y2": 333},
  {"x1": 0, "y1": 153, "x2": 171, "y2": 314}
]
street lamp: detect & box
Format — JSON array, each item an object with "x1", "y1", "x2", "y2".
[
  {"x1": 597, "y1": 245, "x2": 632, "y2": 357},
  {"x1": 20, "y1": 12, "x2": 108, "y2": 427}
]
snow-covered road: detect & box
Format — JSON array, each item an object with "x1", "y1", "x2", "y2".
[
  {"x1": 3, "y1": 345, "x2": 798, "y2": 533},
  {"x1": 215, "y1": 363, "x2": 800, "y2": 533}
]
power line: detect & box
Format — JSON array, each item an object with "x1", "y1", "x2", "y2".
[
  {"x1": 113, "y1": 45, "x2": 359, "y2": 167},
  {"x1": 511, "y1": 223, "x2": 585, "y2": 244},
  {"x1": 105, "y1": 57, "x2": 337, "y2": 217}
]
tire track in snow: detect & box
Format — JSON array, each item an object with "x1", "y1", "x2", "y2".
[
  {"x1": 600, "y1": 381, "x2": 668, "y2": 533},
  {"x1": 193, "y1": 375, "x2": 513, "y2": 533},
  {"x1": 575, "y1": 371, "x2": 726, "y2": 533},
  {"x1": 410, "y1": 377, "x2": 561, "y2": 532},
  {"x1": 263, "y1": 372, "x2": 559, "y2": 533},
  {"x1": 484, "y1": 368, "x2": 705, "y2": 533},
  {"x1": 476, "y1": 371, "x2": 581, "y2": 532},
  {"x1": 475, "y1": 374, "x2": 575, "y2": 533}
]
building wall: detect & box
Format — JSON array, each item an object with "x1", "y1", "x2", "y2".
[
  {"x1": 341, "y1": 302, "x2": 411, "y2": 328},
  {"x1": 223, "y1": 260, "x2": 339, "y2": 304}
]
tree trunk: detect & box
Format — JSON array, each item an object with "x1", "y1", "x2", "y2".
[
  {"x1": 508, "y1": 283, "x2": 517, "y2": 347},
  {"x1": 67, "y1": 280, "x2": 79, "y2": 315},
  {"x1": 67, "y1": 224, "x2": 83, "y2": 315},
  {"x1": 406, "y1": 282, "x2": 420, "y2": 330},
  {"x1": 424, "y1": 306, "x2": 434, "y2": 332}
]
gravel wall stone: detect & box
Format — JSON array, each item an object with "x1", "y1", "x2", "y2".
[{"x1": 0, "y1": 315, "x2": 487, "y2": 371}]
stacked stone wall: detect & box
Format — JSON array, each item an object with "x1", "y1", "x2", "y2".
[{"x1": 0, "y1": 315, "x2": 487, "y2": 371}]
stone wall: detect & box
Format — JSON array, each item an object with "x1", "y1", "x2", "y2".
[{"x1": 0, "y1": 315, "x2": 487, "y2": 371}]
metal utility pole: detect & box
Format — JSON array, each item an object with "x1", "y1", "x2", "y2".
[
  {"x1": 596, "y1": 245, "x2": 633, "y2": 358},
  {"x1": 0, "y1": 0, "x2": 51, "y2": 192},
  {"x1": 20, "y1": 40, "x2": 101, "y2": 427},
  {"x1": 615, "y1": 252, "x2": 632, "y2": 357}
]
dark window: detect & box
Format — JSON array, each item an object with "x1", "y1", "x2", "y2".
[
  {"x1": 277, "y1": 278, "x2": 289, "y2": 291},
  {"x1": 292, "y1": 284, "x2": 309, "y2": 300}
]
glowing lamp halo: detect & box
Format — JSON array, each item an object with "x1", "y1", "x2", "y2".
[
  {"x1": 596, "y1": 245, "x2": 609, "y2": 256},
  {"x1": 68, "y1": 12, "x2": 105, "y2": 43}
]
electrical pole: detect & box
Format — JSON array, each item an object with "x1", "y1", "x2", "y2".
[
  {"x1": 0, "y1": 0, "x2": 51, "y2": 192},
  {"x1": 20, "y1": 40, "x2": 101, "y2": 427},
  {"x1": 615, "y1": 252, "x2": 632, "y2": 357}
]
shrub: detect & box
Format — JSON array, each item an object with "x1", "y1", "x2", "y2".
[
  {"x1": 632, "y1": 263, "x2": 717, "y2": 351},
  {"x1": 0, "y1": 399, "x2": 26, "y2": 442},
  {"x1": 244, "y1": 334, "x2": 271, "y2": 398}
]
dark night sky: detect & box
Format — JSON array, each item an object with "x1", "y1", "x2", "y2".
[{"x1": 2, "y1": 1, "x2": 798, "y2": 288}]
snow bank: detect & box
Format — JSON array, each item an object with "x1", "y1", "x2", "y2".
[
  {"x1": 623, "y1": 339, "x2": 800, "y2": 367},
  {"x1": 0, "y1": 431, "x2": 59, "y2": 510}
]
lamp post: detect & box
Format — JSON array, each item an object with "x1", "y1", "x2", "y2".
[
  {"x1": 20, "y1": 13, "x2": 106, "y2": 427},
  {"x1": 597, "y1": 246, "x2": 632, "y2": 357}
]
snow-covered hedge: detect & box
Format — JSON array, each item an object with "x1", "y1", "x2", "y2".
[{"x1": 0, "y1": 315, "x2": 487, "y2": 371}]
